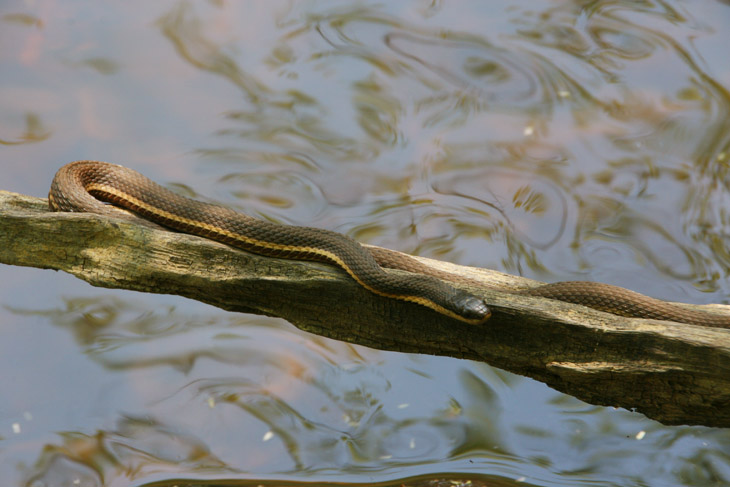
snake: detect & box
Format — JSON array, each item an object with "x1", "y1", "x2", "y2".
[{"x1": 48, "y1": 160, "x2": 730, "y2": 329}]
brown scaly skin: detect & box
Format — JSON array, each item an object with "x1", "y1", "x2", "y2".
[{"x1": 50, "y1": 161, "x2": 730, "y2": 328}]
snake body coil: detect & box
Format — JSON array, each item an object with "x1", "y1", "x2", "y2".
[
  {"x1": 49, "y1": 161, "x2": 730, "y2": 328},
  {"x1": 49, "y1": 161, "x2": 490, "y2": 324}
]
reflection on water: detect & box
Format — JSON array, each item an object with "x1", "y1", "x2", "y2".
[
  {"x1": 2, "y1": 0, "x2": 730, "y2": 486},
  {"x1": 0, "y1": 112, "x2": 50, "y2": 145},
  {"x1": 7, "y1": 297, "x2": 511, "y2": 484},
  {"x1": 159, "y1": 0, "x2": 730, "y2": 299}
]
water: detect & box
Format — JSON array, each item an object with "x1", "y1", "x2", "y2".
[{"x1": 1, "y1": 1, "x2": 730, "y2": 486}]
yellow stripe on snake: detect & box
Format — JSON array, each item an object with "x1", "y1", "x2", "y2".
[{"x1": 49, "y1": 161, "x2": 730, "y2": 328}]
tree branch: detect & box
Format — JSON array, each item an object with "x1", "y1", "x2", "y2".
[{"x1": 2, "y1": 189, "x2": 730, "y2": 427}]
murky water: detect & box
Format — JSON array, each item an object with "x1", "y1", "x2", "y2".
[{"x1": 2, "y1": 1, "x2": 730, "y2": 486}]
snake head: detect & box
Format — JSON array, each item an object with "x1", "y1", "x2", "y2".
[{"x1": 453, "y1": 293, "x2": 491, "y2": 325}]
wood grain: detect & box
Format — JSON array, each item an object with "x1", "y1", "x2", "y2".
[{"x1": 2, "y1": 189, "x2": 730, "y2": 427}]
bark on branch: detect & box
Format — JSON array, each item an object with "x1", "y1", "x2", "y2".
[{"x1": 2, "y1": 189, "x2": 730, "y2": 427}]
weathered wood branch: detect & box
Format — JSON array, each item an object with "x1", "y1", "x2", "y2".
[{"x1": 2, "y1": 189, "x2": 730, "y2": 427}]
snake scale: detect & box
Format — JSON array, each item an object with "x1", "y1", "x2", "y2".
[{"x1": 49, "y1": 160, "x2": 730, "y2": 328}]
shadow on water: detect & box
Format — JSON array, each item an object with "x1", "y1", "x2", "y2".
[{"x1": 136, "y1": 474, "x2": 540, "y2": 487}]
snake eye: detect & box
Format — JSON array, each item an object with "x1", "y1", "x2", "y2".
[{"x1": 453, "y1": 294, "x2": 491, "y2": 322}]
